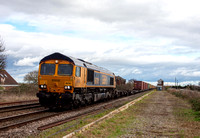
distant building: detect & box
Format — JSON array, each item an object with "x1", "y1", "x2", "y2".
[
  {"x1": 0, "y1": 70, "x2": 18, "y2": 90},
  {"x1": 157, "y1": 79, "x2": 164, "y2": 91}
]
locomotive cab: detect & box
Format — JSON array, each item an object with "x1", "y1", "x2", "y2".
[
  {"x1": 38, "y1": 60, "x2": 74, "y2": 94},
  {"x1": 37, "y1": 59, "x2": 75, "y2": 108}
]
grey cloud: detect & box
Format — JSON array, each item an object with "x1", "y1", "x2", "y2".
[
  {"x1": 0, "y1": 0, "x2": 70, "y2": 15},
  {"x1": 1, "y1": 0, "x2": 200, "y2": 84},
  {"x1": 2, "y1": 0, "x2": 200, "y2": 50},
  {"x1": 1, "y1": 1, "x2": 164, "y2": 21},
  {"x1": 93, "y1": 57, "x2": 200, "y2": 83}
]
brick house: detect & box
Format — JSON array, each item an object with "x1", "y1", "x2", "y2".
[{"x1": 0, "y1": 70, "x2": 18, "y2": 90}]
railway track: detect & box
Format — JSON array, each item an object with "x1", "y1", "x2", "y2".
[
  {"x1": 38, "y1": 108, "x2": 103, "y2": 131},
  {"x1": 0, "y1": 91, "x2": 151, "y2": 136},
  {"x1": 0, "y1": 102, "x2": 41, "y2": 113},
  {"x1": 0, "y1": 109, "x2": 58, "y2": 131},
  {"x1": 0, "y1": 100, "x2": 38, "y2": 106},
  {"x1": 0, "y1": 104, "x2": 107, "y2": 132},
  {"x1": 0, "y1": 109, "x2": 48, "y2": 122},
  {"x1": 37, "y1": 91, "x2": 149, "y2": 132}
]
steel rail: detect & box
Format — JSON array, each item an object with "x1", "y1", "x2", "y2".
[
  {"x1": 0, "y1": 100, "x2": 38, "y2": 106},
  {"x1": 0, "y1": 104, "x2": 41, "y2": 114},
  {"x1": 37, "y1": 108, "x2": 103, "y2": 131},
  {"x1": 0, "y1": 109, "x2": 48, "y2": 122},
  {"x1": 0, "y1": 103, "x2": 40, "y2": 113},
  {"x1": 0, "y1": 110, "x2": 60, "y2": 132}
]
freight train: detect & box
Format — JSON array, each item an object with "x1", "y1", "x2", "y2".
[
  {"x1": 37, "y1": 52, "x2": 155, "y2": 109},
  {"x1": 133, "y1": 81, "x2": 155, "y2": 92}
]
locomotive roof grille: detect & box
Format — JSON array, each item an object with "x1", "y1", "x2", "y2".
[{"x1": 40, "y1": 52, "x2": 114, "y2": 75}]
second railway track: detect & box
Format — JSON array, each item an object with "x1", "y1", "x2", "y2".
[
  {"x1": 0, "y1": 103, "x2": 41, "y2": 113},
  {"x1": 0, "y1": 109, "x2": 58, "y2": 131},
  {"x1": 0, "y1": 100, "x2": 38, "y2": 106}
]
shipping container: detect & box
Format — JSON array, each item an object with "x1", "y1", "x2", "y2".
[{"x1": 134, "y1": 81, "x2": 144, "y2": 90}]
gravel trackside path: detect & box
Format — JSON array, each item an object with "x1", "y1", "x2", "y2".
[{"x1": 121, "y1": 91, "x2": 200, "y2": 138}]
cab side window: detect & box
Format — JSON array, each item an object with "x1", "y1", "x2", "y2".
[{"x1": 75, "y1": 67, "x2": 81, "y2": 77}]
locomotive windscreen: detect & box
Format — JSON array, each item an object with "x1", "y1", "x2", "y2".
[
  {"x1": 40, "y1": 64, "x2": 55, "y2": 75},
  {"x1": 58, "y1": 64, "x2": 73, "y2": 76}
]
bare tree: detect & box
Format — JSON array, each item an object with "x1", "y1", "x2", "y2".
[
  {"x1": 0, "y1": 36, "x2": 6, "y2": 70},
  {"x1": 24, "y1": 70, "x2": 38, "y2": 85}
]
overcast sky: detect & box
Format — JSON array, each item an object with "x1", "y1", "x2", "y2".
[{"x1": 0, "y1": 0, "x2": 200, "y2": 85}]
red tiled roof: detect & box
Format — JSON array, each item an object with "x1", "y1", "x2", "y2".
[{"x1": 0, "y1": 70, "x2": 18, "y2": 85}]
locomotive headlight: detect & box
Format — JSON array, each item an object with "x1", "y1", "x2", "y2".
[
  {"x1": 43, "y1": 84, "x2": 47, "y2": 89},
  {"x1": 64, "y1": 86, "x2": 72, "y2": 90},
  {"x1": 40, "y1": 84, "x2": 47, "y2": 89}
]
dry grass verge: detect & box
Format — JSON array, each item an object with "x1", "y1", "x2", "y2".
[
  {"x1": 0, "y1": 83, "x2": 38, "y2": 102},
  {"x1": 168, "y1": 88, "x2": 200, "y2": 121}
]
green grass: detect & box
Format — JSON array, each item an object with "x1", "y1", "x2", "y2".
[
  {"x1": 85, "y1": 107, "x2": 136, "y2": 137},
  {"x1": 77, "y1": 92, "x2": 154, "y2": 138},
  {"x1": 0, "y1": 86, "x2": 4, "y2": 90},
  {"x1": 189, "y1": 99, "x2": 200, "y2": 111},
  {"x1": 170, "y1": 91, "x2": 200, "y2": 121},
  {"x1": 174, "y1": 107, "x2": 200, "y2": 124},
  {"x1": 29, "y1": 109, "x2": 112, "y2": 138}
]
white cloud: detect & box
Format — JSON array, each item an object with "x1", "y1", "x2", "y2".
[
  {"x1": 132, "y1": 69, "x2": 142, "y2": 74},
  {"x1": 162, "y1": 0, "x2": 200, "y2": 21},
  {"x1": 14, "y1": 57, "x2": 40, "y2": 66},
  {"x1": 1, "y1": 23, "x2": 199, "y2": 67},
  {"x1": 1, "y1": 1, "x2": 200, "y2": 83},
  {"x1": 1, "y1": 0, "x2": 200, "y2": 50},
  {"x1": 164, "y1": 81, "x2": 200, "y2": 86},
  {"x1": 170, "y1": 68, "x2": 200, "y2": 77}
]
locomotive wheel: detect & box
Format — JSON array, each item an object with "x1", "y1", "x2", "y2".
[{"x1": 73, "y1": 99, "x2": 80, "y2": 109}]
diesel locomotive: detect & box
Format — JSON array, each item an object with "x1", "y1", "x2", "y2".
[{"x1": 37, "y1": 52, "x2": 116, "y2": 108}]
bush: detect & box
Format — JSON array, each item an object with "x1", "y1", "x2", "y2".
[
  {"x1": 117, "y1": 82, "x2": 133, "y2": 91},
  {"x1": 168, "y1": 88, "x2": 200, "y2": 120},
  {"x1": 5, "y1": 83, "x2": 38, "y2": 96},
  {"x1": 0, "y1": 86, "x2": 4, "y2": 91},
  {"x1": 172, "y1": 92, "x2": 187, "y2": 99},
  {"x1": 189, "y1": 99, "x2": 200, "y2": 111}
]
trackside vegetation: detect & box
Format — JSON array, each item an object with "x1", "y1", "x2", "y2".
[
  {"x1": 0, "y1": 70, "x2": 38, "y2": 102},
  {"x1": 168, "y1": 88, "x2": 200, "y2": 121},
  {"x1": 0, "y1": 83, "x2": 38, "y2": 102}
]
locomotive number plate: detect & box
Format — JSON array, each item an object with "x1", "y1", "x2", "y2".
[{"x1": 52, "y1": 79, "x2": 60, "y2": 82}]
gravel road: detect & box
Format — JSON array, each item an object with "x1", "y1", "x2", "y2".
[{"x1": 122, "y1": 91, "x2": 200, "y2": 138}]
